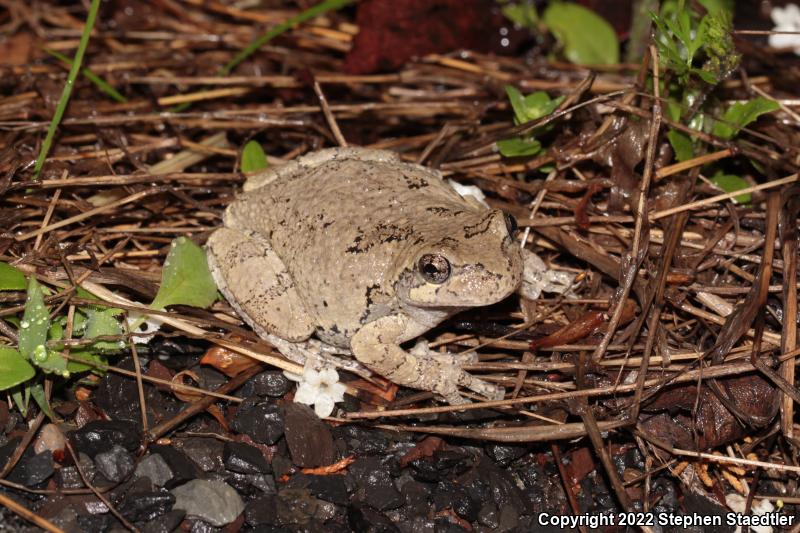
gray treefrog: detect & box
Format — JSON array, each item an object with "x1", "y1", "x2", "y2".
[{"x1": 206, "y1": 147, "x2": 525, "y2": 405}]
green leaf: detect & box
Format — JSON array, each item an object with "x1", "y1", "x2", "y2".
[
  {"x1": 505, "y1": 86, "x2": 564, "y2": 124},
  {"x1": 30, "y1": 383, "x2": 56, "y2": 421},
  {"x1": 11, "y1": 385, "x2": 31, "y2": 417},
  {"x1": 667, "y1": 130, "x2": 694, "y2": 162},
  {"x1": 0, "y1": 262, "x2": 26, "y2": 290},
  {"x1": 83, "y1": 308, "x2": 125, "y2": 353},
  {"x1": 497, "y1": 137, "x2": 543, "y2": 157},
  {"x1": 19, "y1": 278, "x2": 51, "y2": 360},
  {"x1": 66, "y1": 351, "x2": 106, "y2": 374},
  {"x1": 151, "y1": 237, "x2": 218, "y2": 310},
  {"x1": 713, "y1": 97, "x2": 780, "y2": 140},
  {"x1": 543, "y1": 2, "x2": 619, "y2": 65},
  {"x1": 0, "y1": 347, "x2": 35, "y2": 391},
  {"x1": 502, "y1": 2, "x2": 538, "y2": 27},
  {"x1": 241, "y1": 140, "x2": 269, "y2": 173},
  {"x1": 698, "y1": 0, "x2": 734, "y2": 15},
  {"x1": 710, "y1": 174, "x2": 751, "y2": 204}
]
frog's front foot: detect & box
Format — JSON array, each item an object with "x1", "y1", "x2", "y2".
[{"x1": 409, "y1": 339, "x2": 479, "y2": 365}]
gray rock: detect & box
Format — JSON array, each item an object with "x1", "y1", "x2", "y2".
[
  {"x1": 171, "y1": 479, "x2": 244, "y2": 526},
  {"x1": 135, "y1": 453, "x2": 173, "y2": 487},
  {"x1": 95, "y1": 445, "x2": 135, "y2": 483}
]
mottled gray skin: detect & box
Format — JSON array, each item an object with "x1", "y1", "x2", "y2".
[{"x1": 207, "y1": 147, "x2": 523, "y2": 404}]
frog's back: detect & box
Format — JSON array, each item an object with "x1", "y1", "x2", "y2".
[{"x1": 232, "y1": 148, "x2": 488, "y2": 346}]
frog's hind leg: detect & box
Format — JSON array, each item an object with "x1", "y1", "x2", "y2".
[{"x1": 206, "y1": 227, "x2": 315, "y2": 343}]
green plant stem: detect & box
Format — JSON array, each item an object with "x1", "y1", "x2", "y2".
[
  {"x1": 43, "y1": 48, "x2": 127, "y2": 103},
  {"x1": 220, "y1": 0, "x2": 355, "y2": 76},
  {"x1": 33, "y1": 0, "x2": 102, "y2": 180}
]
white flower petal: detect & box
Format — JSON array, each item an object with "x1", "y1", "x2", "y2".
[
  {"x1": 319, "y1": 367, "x2": 339, "y2": 385},
  {"x1": 325, "y1": 381, "x2": 347, "y2": 403},
  {"x1": 314, "y1": 395, "x2": 335, "y2": 418},
  {"x1": 303, "y1": 366, "x2": 322, "y2": 387},
  {"x1": 293, "y1": 382, "x2": 319, "y2": 405}
]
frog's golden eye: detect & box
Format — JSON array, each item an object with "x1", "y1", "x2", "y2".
[
  {"x1": 504, "y1": 212, "x2": 518, "y2": 236},
  {"x1": 418, "y1": 254, "x2": 451, "y2": 284}
]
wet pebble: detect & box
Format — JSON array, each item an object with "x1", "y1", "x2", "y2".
[
  {"x1": 95, "y1": 444, "x2": 135, "y2": 483},
  {"x1": 245, "y1": 494, "x2": 279, "y2": 527},
  {"x1": 119, "y1": 490, "x2": 175, "y2": 522},
  {"x1": 7, "y1": 448, "x2": 54, "y2": 486},
  {"x1": 350, "y1": 456, "x2": 403, "y2": 511},
  {"x1": 56, "y1": 452, "x2": 95, "y2": 489},
  {"x1": 232, "y1": 398, "x2": 285, "y2": 445},
  {"x1": 71, "y1": 419, "x2": 141, "y2": 457},
  {"x1": 347, "y1": 503, "x2": 400, "y2": 533},
  {"x1": 148, "y1": 444, "x2": 201, "y2": 487},
  {"x1": 478, "y1": 501, "x2": 499, "y2": 528},
  {"x1": 284, "y1": 403, "x2": 335, "y2": 468},
  {"x1": 433, "y1": 480, "x2": 479, "y2": 522},
  {"x1": 276, "y1": 487, "x2": 337, "y2": 527},
  {"x1": 135, "y1": 453, "x2": 174, "y2": 487},
  {"x1": 140, "y1": 509, "x2": 185, "y2": 533},
  {"x1": 174, "y1": 437, "x2": 224, "y2": 472},
  {"x1": 288, "y1": 473, "x2": 349, "y2": 506},
  {"x1": 485, "y1": 443, "x2": 528, "y2": 466},
  {"x1": 224, "y1": 440, "x2": 271, "y2": 474},
  {"x1": 246, "y1": 371, "x2": 292, "y2": 398},
  {"x1": 34, "y1": 423, "x2": 66, "y2": 456},
  {"x1": 171, "y1": 479, "x2": 244, "y2": 527}
]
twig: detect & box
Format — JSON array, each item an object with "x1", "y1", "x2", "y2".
[{"x1": 0, "y1": 491, "x2": 66, "y2": 533}]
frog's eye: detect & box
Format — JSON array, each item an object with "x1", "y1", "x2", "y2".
[
  {"x1": 418, "y1": 254, "x2": 451, "y2": 284},
  {"x1": 503, "y1": 212, "x2": 518, "y2": 236}
]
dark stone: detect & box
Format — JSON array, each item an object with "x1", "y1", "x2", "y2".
[
  {"x1": 248, "y1": 526, "x2": 291, "y2": 533},
  {"x1": 350, "y1": 456, "x2": 403, "y2": 511},
  {"x1": 172, "y1": 437, "x2": 224, "y2": 472},
  {"x1": 275, "y1": 487, "x2": 337, "y2": 526},
  {"x1": 94, "y1": 356, "x2": 179, "y2": 423},
  {"x1": 245, "y1": 494, "x2": 279, "y2": 526},
  {"x1": 433, "y1": 480, "x2": 479, "y2": 522},
  {"x1": 232, "y1": 398, "x2": 285, "y2": 445},
  {"x1": 71, "y1": 419, "x2": 141, "y2": 457},
  {"x1": 433, "y1": 518, "x2": 470, "y2": 532},
  {"x1": 0, "y1": 438, "x2": 19, "y2": 471},
  {"x1": 681, "y1": 491, "x2": 735, "y2": 533},
  {"x1": 346, "y1": 504, "x2": 400, "y2": 533},
  {"x1": 76, "y1": 513, "x2": 116, "y2": 532},
  {"x1": 410, "y1": 449, "x2": 472, "y2": 483},
  {"x1": 332, "y1": 426, "x2": 391, "y2": 455},
  {"x1": 288, "y1": 474, "x2": 349, "y2": 506},
  {"x1": 119, "y1": 490, "x2": 175, "y2": 522},
  {"x1": 224, "y1": 440, "x2": 271, "y2": 474},
  {"x1": 284, "y1": 404, "x2": 335, "y2": 468},
  {"x1": 485, "y1": 443, "x2": 528, "y2": 466},
  {"x1": 95, "y1": 444, "x2": 135, "y2": 483},
  {"x1": 141, "y1": 509, "x2": 185, "y2": 533},
  {"x1": 250, "y1": 371, "x2": 292, "y2": 398},
  {"x1": 148, "y1": 444, "x2": 201, "y2": 487},
  {"x1": 7, "y1": 448, "x2": 54, "y2": 486},
  {"x1": 478, "y1": 502, "x2": 499, "y2": 528}
]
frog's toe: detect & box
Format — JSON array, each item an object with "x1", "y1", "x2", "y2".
[{"x1": 458, "y1": 373, "x2": 505, "y2": 402}]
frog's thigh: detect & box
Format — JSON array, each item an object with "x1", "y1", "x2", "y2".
[
  {"x1": 351, "y1": 316, "x2": 504, "y2": 404},
  {"x1": 206, "y1": 227, "x2": 314, "y2": 342}
]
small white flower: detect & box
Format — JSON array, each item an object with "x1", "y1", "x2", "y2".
[
  {"x1": 284, "y1": 363, "x2": 346, "y2": 418},
  {"x1": 770, "y1": 4, "x2": 800, "y2": 55},
  {"x1": 126, "y1": 312, "x2": 164, "y2": 344}
]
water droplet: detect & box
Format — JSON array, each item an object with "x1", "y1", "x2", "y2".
[{"x1": 20, "y1": 321, "x2": 29, "y2": 328}]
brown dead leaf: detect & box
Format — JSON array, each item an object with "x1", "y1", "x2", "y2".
[
  {"x1": 200, "y1": 346, "x2": 260, "y2": 377},
  {"x1": 399, "y1": 436, "x2": 447, "y2": 467}
]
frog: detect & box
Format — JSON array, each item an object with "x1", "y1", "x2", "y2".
[{"x1": 206, "y1": 147, "x2": 525, "y2": 405}]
